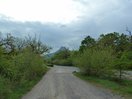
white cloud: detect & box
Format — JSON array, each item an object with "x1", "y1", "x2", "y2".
[{"x1": 0, "y1": 0, "x2": 81, "y2": 23}]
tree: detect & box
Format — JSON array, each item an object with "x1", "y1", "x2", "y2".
[
  {"x1": 25, "y1": 36, "x2": 51, "y2": 55},
  {"x1": 14, "y1": 38, "x2": 26, "y2": 53},
  {"x1": 116, "y1": 33, "x2": 130, "y2": 52},
  {"x1": 79, "y1": 36, "x2": 96, "y2": 52},
  {"x1": 98, "y1": 32, "x2": 119, "y2": 48},
  {"x1": 98, "y1": 32, "x2": 131, "y2": 54},
  {"x1": 114, "y1": 51, "x2": 132, "y2": 80},
  {"x1": 0, "y1": 32, "x2": 3, "y2": 46},
  {"x1": 1, "y1": 33, "x2": 16, "y2": 55},
  {"x1": 0, "y1": 33, "x2": 49, "y2": 98},
  {"x1": 54, "y1": 49, "x2": 70, "y2": 59},
  {"x1": 52, "y1": 47, "x2": 72, "y2": 66},
  {"x1": 126, "y1": 27, "x2": 132, "y2": 43}
]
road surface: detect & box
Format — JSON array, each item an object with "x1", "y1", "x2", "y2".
[{"x1": 22, "y1": 66, "x2": 123, "y2": 99}]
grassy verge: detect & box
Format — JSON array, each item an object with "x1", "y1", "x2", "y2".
[
  {"x1": 8, "y1": 68, "x2": 49, "y2": 99},
  {"x1": 0, "y1": 76, "x2": 42, "y2": 99},
  {"x1": 74, "y1": 72, "x2": 132, "y2": 99},
  {"x1": 8, "y1": 77, "x2": 41, "y2": 99}
]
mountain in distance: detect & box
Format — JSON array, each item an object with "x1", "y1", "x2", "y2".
[
  {"x1": 45, "y1": 47, "x2": 68, "y2": 58},
  {"x1": 55, "y1": 46, "x2": 68, "y2": 53}
]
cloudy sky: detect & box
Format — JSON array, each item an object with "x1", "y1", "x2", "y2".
[{"x1": 0, "y1": 0, "x2": 132, "y2": 52}]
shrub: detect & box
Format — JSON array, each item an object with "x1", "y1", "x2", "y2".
[
  {"x1": 0, "y1": 34, "x2": 49, "y2": 98},
  {"x1": 12, "y1": 48, "x2": 48, "y2": 81},
  {"x1": 0, "y1": 76, "x2": 12, "y2": 99},
  {"x1": 73, "y1": 48, "x2": 115, "y2": 77},
  {"x1": 121, "y1": 51, "x2": 132, "y2": 69},
  {"x1": 114, "y1": 51, "x2": 132, "y2": 79},
  {"x1": 53, "y1": 58, "x2": 73, "y2": 66}
]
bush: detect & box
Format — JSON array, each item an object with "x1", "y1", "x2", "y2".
[
  {"x1": 121, "y1": 51, "x2": 132, "y2": 69},
  {"x1": 0, "y1": 76, "x2": 12, "y2": 99},
  {"x1": 73, "y1": 48, "x2": 115, "y2": 77},
  {"x1": 12, "y1": 48, "x2": 48, "y2": 81},
  {"x1": 53, "y1": 58, "x2": 73, "y2": 66},
  {"x1": 52, "y1": 48, "x2": 73, "y2": 66},
  {"x1": 114, "y1": 51, "x2": 132, "y2": 79},
  {"x1": 0, "y1": 34, "x2": 50, "y2": 98}
]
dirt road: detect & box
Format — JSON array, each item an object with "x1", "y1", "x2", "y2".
[{"x1": 22, "y1": 66, "x2": 123, "y2": 99}]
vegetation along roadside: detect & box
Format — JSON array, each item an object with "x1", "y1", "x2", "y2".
[
  {"x1": 0, "y1": 33, "x2": 51, "y2": 99},
  {"x1": 72, "y1": 32, "x2": 132, "y2": 99}
]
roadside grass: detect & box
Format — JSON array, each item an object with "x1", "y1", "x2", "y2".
[
  {"x1": 8, "y1": 76, "x2": 42, "y2": 99},
  {"x1": 74, "y1": 72, "x2": 132, "y2": 98},
  {"x1": 8, "y1": 68, "x2": 50, "y2": 99}
]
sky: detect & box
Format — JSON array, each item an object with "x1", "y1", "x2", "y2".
[{"x1": 0, "y1": 0, "x2": 132, "y2": 52}]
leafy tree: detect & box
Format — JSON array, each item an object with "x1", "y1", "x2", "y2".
[
  {"x1": 76, "y1": 32, "x2": 132, "y2": 80},
  {"x1": 98, "y1": 32, "x2": 119, "y2": 49},
  {"x1": 116, "y1": 33, "x2": 130, "y2": 52},
  {"x1": 0, "y1": 33, "x2": 50, "y2": 98},
  {"x1": 52, "y1": 48, "x2": 72, "y2": 66},
  {"x1": 79, "y1": 36, "x2": 96, "y2": 52},
  {"x1": 0, "y1": 34, "x2": 51, "y2": 55},
  {"x1": 98, "y1": 32, "x2": 131, "y2": 57},
  {"x1": 54, "y1": 49, "x2": 70, "y2": 59}
]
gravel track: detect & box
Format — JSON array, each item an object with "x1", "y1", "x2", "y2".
[{"x1": 22, "y1": 66, "x2": 123, "y2": 99}]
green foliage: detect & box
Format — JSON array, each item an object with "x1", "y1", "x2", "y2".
[
  {"x1": 116, "y1": 33, "x2": 130, "y2": 52},
  {"x1": 25, "y1": 35, "x2": 51, "y2": 54},
  {"x1": 9, "y1": 76, "x2": 43, "y2": 99},
  {"x1": 74, "y1": 48, "x2": 115, "y2": 77},
  {"x1": 13, "y1": 48, "x2": 48, "y2": 80},
  {"x1": 120, "y1": 51, "x2": 132, "y2": 69},
  {"x1": 0, "y1": 33, "x2": 49, "y2": 98},
  {"x1": 79, "y1": 36, "x2": 96, "y2": 52},
  {"x1": 53, "y1": 58, "x2": 73, "y2": 66},
  {"x1": 52, "y1": 48, "x2": 73, "y2": 66},
  {"x1": 0, "y1": 76, "x2": 12, "y2": 99},
  {"x1": 0, "y1": 47, "x2": 14, "y2": 80},
  {"x1": 98, "y1": 32, "x2": 130, "y2": 53},
  {"x1": 53, "y1": 49, "x2": 70, "y2": 59},
  {"x1": 75, "y1": 32, "x2": 132, "y2": 80},
  {"x1": 98, "y1": 32, "x2": 120, "y2": 48},
  {"x1": 0, "y1": 34, "x2": 51, "y2": 55},
  {"x1": 114, "y1": 51, "x2": 132, "y2": 79}
]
